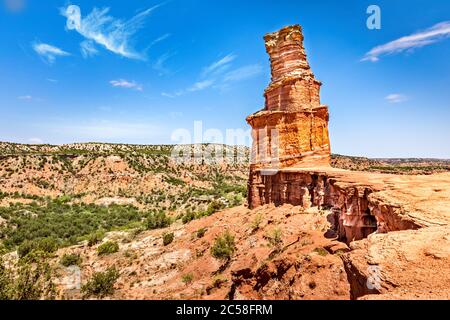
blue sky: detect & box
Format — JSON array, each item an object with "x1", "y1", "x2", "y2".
[{"x1": 1, "y1": 0, "x2": 449, "y2": 158}]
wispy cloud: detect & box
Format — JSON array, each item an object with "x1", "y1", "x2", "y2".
[
  {"x1": 224, "y1": 64, "x2": 263, "y2": 82},
  {"x1": 61, "y1": 4, "x2": 163, "y2": 59},
  {"x1": 187, "y1": 79, "x2": 215, "y2": 92},
  {"x1": 362, "y1": 21, "x2": 450, "y2": 62},
  {"x1": 110, "y1": 79, "x2": 143, "y2": 91},
  {"x1": 32, "y1": 42, "x2": 70, "y2": 63},
  {"x1": 46, "y1": 78, "x2": 58, "y2": 83},
  {"x1": 162, "y1": 55, "x2": 263, "y2": 97},
  {"x1": 149, "y1": 33, "x2": 171, "y2": 47},
  {"x1": 385, "y1": 93, "x2": 408, "y2": 103},
  {"x1": 152, "y1": 52, "x2": 176, "y2": 75},
  {"x1": 80, "y1": 40, "x2": 99, "y2": 58},
  {"x1": 17, "y1": 95, "x2": 33, "y2": 101},
  {"x1": 201, "y1": 53, "x2": 236, "y2": 77}
]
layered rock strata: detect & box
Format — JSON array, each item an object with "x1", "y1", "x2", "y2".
[{"x1": 246, "y1": 25, "x2": 331, "y2": 172}]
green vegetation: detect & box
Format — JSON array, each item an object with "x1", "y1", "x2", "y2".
[
  {"x1": 181, "y1": 273, "x2": 193, "y2": 285},
  {"x1": 313, "y1": 247, "x2": 329, "y2": 256},
  {"x1": 251, "y1": 213, "x2": 264, "y2": 231},
  {"x1": 145, "y1": 211, "x2": 171, "y2": 230},
  {"x1": 81, "y1": 267, "x2": 119, "y2": 299},
  {"x1": 0, "y1": 200, "x2": 147, "y2": 252},
  {"x1": 196, "y1": 227, "x2": 207, "y2": 238},
  {"x1": 60, "y1": 253, "x2": 82, "y2": 267},
  {"x1": 87, "y1": 230, "x2": 106, "y2": 247},
  {"x1": 210, "y1": 231, "x2": 236, "y2": 260},
  {"x1": 0, "y1": 252, "x2": 56, "y2": 300},
  {"x1": 97, "y1": 241, "x2": 119, "y2": 256},
  {"x1": 162, "y1": 232, "x2": 174, "y2": 246},
  {"x1": 265, "y1": 228, "x2": 283, "y2": 248}
]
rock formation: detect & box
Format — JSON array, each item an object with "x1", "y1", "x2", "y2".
[
  {"x1": 247, "y1": 24, "x2": 331, "y2": 209},
  {"x1": 246, "y1": 24, "x2": 331, "y2": 172}
]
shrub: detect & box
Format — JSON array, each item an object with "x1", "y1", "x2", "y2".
[
  {"x1": 162, "y1": 232, "x2": 174, "y2": 246},
  {"x1": 81, "y1": 267, "x2": 119, "y2": 299},
  {"x1": 182, "y1": 211, "x2": 196, "y2": 224},
  {"x1": 1, "y1": 253, "x2": 57, "y2": 300},
  {"x1": 251, "y1": 213, "x2": 263, "y2": 231},
  {"x1": 87, "y1": 230, "x2": 105, "y2": 247},
  {"x1": 17, "y1": 237, "x2": 58, "y2": 258},
  {"x1": 97, "y1": 241, "x2": 119, "y2": 256},
  {"x1": 60, "y1": 253, "x2": 82, "y2": 267},
  {"x1": 181, "y1": 273, "x2": 193, "y2": 285},
  {"x1": 196, "y1": 227, "x2": 207, "y2": 238},
  {"x1": 266, "y1": 228, "x2": 283, "y2": 248},
  {"x1": 206, "y1": 200, "x2": 225, "y2": 216},
  {"x1": 146, "y1": 211, "x2": 171, "y2": 230},
  {"x1": 210, "y1": 231, "x2": 236, "y2": 260},
  {"x1": 313, "y1": 247, "x2": 328, "y2": 256},
  {"x1": 211, "y1": 275, "x2": 228, "y2": 288}
]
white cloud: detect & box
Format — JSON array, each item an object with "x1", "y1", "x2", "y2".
[
  {"x1": 385, "y1": 93, "x2": 408, "y2": 103},
  {"x1": 362, "y1": 21, "x2": 450, "y2": 62},
  {"x1": 61, "y1": 4, "x2": 163, "y2": 59},
  {"x1": 47, "y1": 78, "x2": 58, "y2": 83},
  {"x1": 224, "y1": 64, "x2": 263, "y2": 82},
  {"x1": 152, "y1": 52, "x2": 176, "y2": 75},
  {"x1": 110, "y1": 79, "x2": 143, "y2": 91},
  {"x1": 80, "y1": 40, "x2": 99, "y2": 58},
  {"x1": 202, "y1": 54, "x2": 237, "y2": 77},
  {"x1": 187, "y1": 79, "x2": 215, "y2": 92},
  {"x1": 28, "y1": 137, "x2": 43, "y2": 144},
  {"x1": 18, "y1": 95, "x2": 33, "y2": 101},
  {"x1": 149, "y1": 33, "x2": 171, "y2": 47},
  {"x1": 161, "y1": 92, "x2": 175, "y2": 98},
  {"x1": 32, "y1": 42, "x2": 70, "y2": 63}
]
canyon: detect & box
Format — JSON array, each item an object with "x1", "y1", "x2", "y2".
[{"x1": 1, "y1": 25, "x2": 450, "y2": 301}]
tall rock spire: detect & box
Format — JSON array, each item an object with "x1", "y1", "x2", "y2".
[{"x1": 247, "y1": 24, "x2": 331, "y2": 172}]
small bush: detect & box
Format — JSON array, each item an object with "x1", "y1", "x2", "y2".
[
  {"x1": 266, "y1": 228, "x2": 282, "y2": 247},
  {"x1": 313, "y1": 247, "x2": 328, "y2": 256},
  {"x1": 146, "y1": 211, "x2": 171, "y2": 230},
  {"x1": 211, "y1": 275, "x2": 228, "y2": 288},
  {"x1": 182, "y1": 211, "x2": 196, "y2": 224},
  {"x1": 196, "y1": 227, "x2": 207, "y2": 238},
  {"x1": 81, "y1": 267, "x2": 119, "y2": 299},
  {"x1": 60, "y1": 253, "x2": 82, "y2": 267},
  {"x1": 210, "y1": 231, "x2": 236, "y2": 260},
  {"x1": 162, "y1": 232, "x2": 174, "y2": 246},
  {"x1": 97, "y1": 241, "x2": 119, "y2": 256},
  {"x1": 87, "y1": 230, "x2": 105, "y2": 247},
  {"x1": 206, "y1": 200, "x2": 225, "y2": 216},
  {"x1": 181, "y1": 273, "x2": 193, "y2": 285},
  {"x1": 251, "y1": 213, "x2": 263, "y2": 231},
  {"x1": 18, "y1": 238, "x2": 58, "y2": 258}
]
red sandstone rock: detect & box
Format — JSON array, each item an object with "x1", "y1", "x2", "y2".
[{"x1": 246, "y1": 24, "x2": 331, "y2": 176}]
